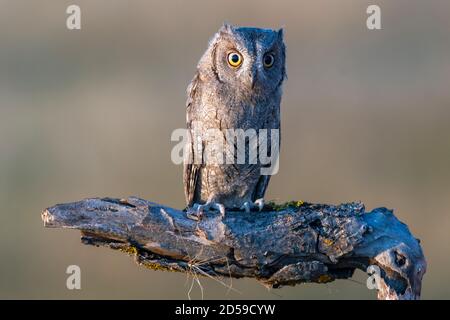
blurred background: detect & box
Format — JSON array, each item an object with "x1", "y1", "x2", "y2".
[{"x1": 0, "y1": 0, "x2": 449, "y2": 299}]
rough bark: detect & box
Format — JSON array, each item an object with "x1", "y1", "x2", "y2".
[{"x1": 41, "y1": 196, "x2": 426, "y2": 300}]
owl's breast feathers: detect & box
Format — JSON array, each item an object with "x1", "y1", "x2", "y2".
[{"x1": 184, "y1": 72, "x2": 280, "y2": 207}]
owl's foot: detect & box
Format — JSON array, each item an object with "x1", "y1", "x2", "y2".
[
  {"x1": 240, "y1": 198, "x2": 265, "y2": 213},
  {"x1": 186, "y1": 201, "x2": 226, "y2": 221}
]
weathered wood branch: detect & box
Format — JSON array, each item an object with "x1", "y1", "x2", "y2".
[{"x1": 41, "y1": 197, "x2": 426, "y2": 300}]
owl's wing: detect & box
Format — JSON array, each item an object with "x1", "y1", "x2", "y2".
[
  {"x1": 184, "y1": 161, "x2": 199, "y2": 206},
  {"x1": 253, "y1": 175, "x2": 271, "y2": 201},
  {"x1": 183, "y1": 72, "x2": 202, "y2": 206},
  {"x1": 253, "y1": 110, "x2": 281, "y2": 201}
]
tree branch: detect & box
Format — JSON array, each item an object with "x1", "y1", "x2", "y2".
[{"x1": 41, "y1": 196, "x2": 426, "y2": 300}]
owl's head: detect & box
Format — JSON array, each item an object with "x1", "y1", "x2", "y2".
[{"x1": 198, "y1": 24, "x2": 286, "y2": 98}]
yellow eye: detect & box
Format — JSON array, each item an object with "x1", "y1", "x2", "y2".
[
  {"x1": 263, "y1": 53, "x2": 275, "y2": 68},
  {"x1": 227, "y1": 51, "x2": 243, "y2": 67}
]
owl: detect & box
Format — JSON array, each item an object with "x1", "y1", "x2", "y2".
[{"x1": 184, "y1": 24, "x2": 286, "y2": 218}]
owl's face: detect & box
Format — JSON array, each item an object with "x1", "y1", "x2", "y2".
[{"x1": 200, "y1": 24, "x2": 286, "y2": 98}]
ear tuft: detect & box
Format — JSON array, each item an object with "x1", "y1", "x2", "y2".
[
  {"x1": 219, "y1": 22, "x2": 235, "y2": 34},
  {"x1": 277, "y1": 28, "x2": 284, "y2": 40}
]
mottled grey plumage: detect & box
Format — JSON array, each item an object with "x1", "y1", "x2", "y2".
[{"x1": 184, "y1": 24, "x2": 286, "y2": 214}]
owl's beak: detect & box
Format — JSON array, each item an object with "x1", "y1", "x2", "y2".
[{"x1": 248, "y1": 70, "x2": 258, "y2": 89}]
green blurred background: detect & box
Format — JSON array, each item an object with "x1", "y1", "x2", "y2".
[{"x1": 0, "y1": 0, "x2": 449, "y2": 299}]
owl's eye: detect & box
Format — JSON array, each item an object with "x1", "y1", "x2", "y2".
[
  {"x1": 263, "y1": 53, "x2": 275, "y2": 68},
  {"x1": 227, "y1": 51, "x2": 243, "y2": 68}
]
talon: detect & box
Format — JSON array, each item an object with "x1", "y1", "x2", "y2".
[
  {"x1": 186, "y1": 208, "x2": 203, "y2": 221},
  {"x1": 213, "y1": 203, "x2": 226, "y2": 216},
  {"x1": 188, "y1": 201, "x2": 225, "y2": 219},
  {"x1": 197, "y1": 204, "x2": 208, "y2": 213},
  {"x1": 240, "y1": 202, "x2": 251, "y2": 213},
  {"x1": 255, "y1": 198, "x2": 265, "y2": 211}
]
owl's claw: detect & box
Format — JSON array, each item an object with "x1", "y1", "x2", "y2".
[
  {"x1": 254, "y1": 198, "x2": 265, "y2": 211},
  {"x1": 186, "y1": 201, "x2": 226, "y2": 221},
  {"x1": 210, "y1": 202, "x2": 226, "y2": 216},
  {"x1": 240, "y1": 198, "x2": 265, "y2": 213},
  {"x1": 186, "y1": 204, "x2": 203, "y2": 221},
  {"x1": 240, "y1": 202, "x2": 251, "y2": 213}
]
